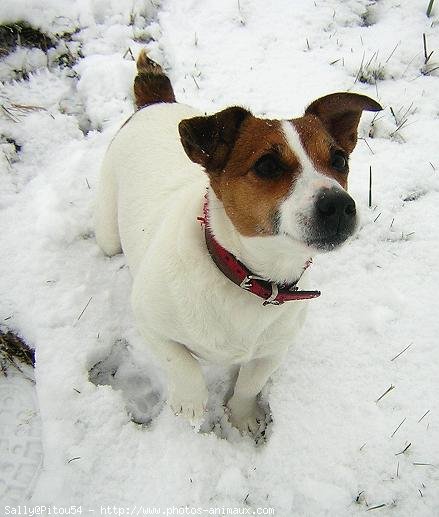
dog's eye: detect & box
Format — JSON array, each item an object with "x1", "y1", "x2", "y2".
[
  {"x1": 331, "y1": 149, "x2": 348, "y2": 172},
  {"x1": 253, "y1": 154, "x2": 283, "y2": 179}
]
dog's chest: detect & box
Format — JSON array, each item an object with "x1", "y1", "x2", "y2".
[
  {"x1": 133, "y1": 258, "x2": 306, "y2": 364},
  {"x1": 182, "y1": 285, "x2": 304, "y2": 363}
]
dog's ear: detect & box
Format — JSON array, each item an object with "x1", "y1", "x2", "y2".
[
  {"x1": 305, "y1": 93, "x2": 382, "y2": 153},
  {"x1": 179, "y1": 106, "x2": 250, "y2": 171}
]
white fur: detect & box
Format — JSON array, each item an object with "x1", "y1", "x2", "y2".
[{"x1": 95, "y1": 103, "x2": 312, "y2": 434}]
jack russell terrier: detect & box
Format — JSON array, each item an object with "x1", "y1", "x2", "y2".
[{"x1": 95, "y1": 50, "x2": 382, "y2": 436}]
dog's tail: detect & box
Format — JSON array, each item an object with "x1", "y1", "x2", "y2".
[{"x1": 134, "y1": 49, "x2": 176, "y2": 110}]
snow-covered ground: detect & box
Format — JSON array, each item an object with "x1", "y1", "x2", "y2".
[{"x1": 1, "y1": 0, "x2": 439, "y2": 515}]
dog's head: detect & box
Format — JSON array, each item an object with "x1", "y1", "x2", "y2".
[{"x1": 179, "y1": 93, "x2": 382, "y2": 252}]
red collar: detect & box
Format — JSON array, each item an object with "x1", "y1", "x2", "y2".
[{"x1": 198, "y1": 199, "x2": 321, "y2": 306}]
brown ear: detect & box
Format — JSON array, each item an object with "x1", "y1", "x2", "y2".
[
  {"x1": 178, "y1": 106, "x2": 249, "y2": 171},
  {"x1": 305, "y1": 93, "x2": 382, "y2": 153}
]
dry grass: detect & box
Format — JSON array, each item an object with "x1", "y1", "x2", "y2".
[
  {"x1": 0, "y1": 330, "x2": 35, "y2": 377},
  {"x1": 0, "y1": 21, "x2": 55, "y2": 57},
  {"x1": 1, "y1": 103, "x2": 48, "y2": 123}
]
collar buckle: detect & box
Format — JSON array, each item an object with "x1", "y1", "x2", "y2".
[{"x1": 262, "y1": 282, "x2": 281, "y2": 306}]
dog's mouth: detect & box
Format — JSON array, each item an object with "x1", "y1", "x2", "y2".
[
  {"x1": 304, "y1": 217, "x2": 358, "y2": 251},
  {"x1": 282, "y1": 234, "x2": 348, "y2": 253},
  {"x1": 305, "y1": 231, "x2": 354, "y2": 251},
  {"x1": 283, "y1": 222, "x2": 357, "y2": 253}
]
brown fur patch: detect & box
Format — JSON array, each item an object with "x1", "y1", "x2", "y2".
[
  {"x1": 209, "y1": 117, "x2": 301, "y2": 237},
  {"x1": 134, "y1": 50, "x2": 176, "y2": 109},
  {"x1": 292, "y1": 115, "x2": 349, "y2": 189}
]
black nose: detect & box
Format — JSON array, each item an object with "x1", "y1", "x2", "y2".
[
  {"x1": 309, "y1": 188, "x2": 357, "y2": 250},
  {"x1": 316, "y1": 189, "x2": 356, "y2": 221}
]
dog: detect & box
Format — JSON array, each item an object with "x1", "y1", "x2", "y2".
[{"x1": 95, "y1": 50, "x2": 382, "y2": 436}]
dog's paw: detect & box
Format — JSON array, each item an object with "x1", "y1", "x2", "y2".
[
  {"x1": 227, "y1": 397, "x2": 268, "y2": 437},
  {"x1": 169, "y1": 380, "x2": 208, "y2": 423}
]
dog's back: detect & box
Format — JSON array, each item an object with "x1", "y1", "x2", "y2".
[{"x1": 95, "y1": 52, "x2": 204, "y2": 274}]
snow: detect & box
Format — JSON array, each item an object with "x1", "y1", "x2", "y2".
[{"x1": 1, "y1": 0, "x2": 439, "y2": 515}]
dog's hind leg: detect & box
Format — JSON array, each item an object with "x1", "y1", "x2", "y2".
[
  {"x1": 94, "y1": 165, "x2": 122, "y2": 256},
  {"x1": 133, "y1": 49, "x2": 176, "y2": 110}
]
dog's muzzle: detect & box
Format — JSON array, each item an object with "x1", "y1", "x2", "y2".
[{"x1": 307, "y1": 188, "x2": 357, "y2": 250}]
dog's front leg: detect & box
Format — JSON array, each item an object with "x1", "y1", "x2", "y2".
[
  {"x1": 164, "y1": 340, "x2": 208, "y2": 422},
  {"x1": 132, "y1": 281, "x2": 208, "y2": 423},
  {"x1": 136, "y1": 329, "x2": 208, "y2": 423},
  {"x1": 227, "y1": 353, "x2": 285, "y2": 436}
]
